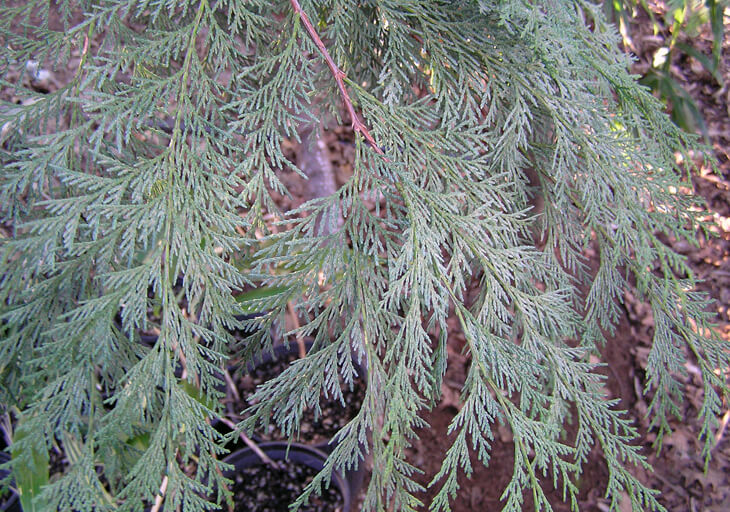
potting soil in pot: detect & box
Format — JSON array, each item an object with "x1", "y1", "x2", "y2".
[
  {"x1": 229, "y1": 349, "x2": 366, "y2": 446},
  {"x1": 229, "y1": 459, "x2": 343, "y2": 512}
]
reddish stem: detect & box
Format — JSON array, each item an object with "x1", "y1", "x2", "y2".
[{"x1": 290, "y1": 0, "x2": 387, "y2": 159}]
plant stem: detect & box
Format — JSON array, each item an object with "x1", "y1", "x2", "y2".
[
  {"x1": 216, "y1": 417, "x2": 277, "y2": 467},
  {"x1": 150, "y1": 474, "x2": 168, "y2": 512},
  {"x1": 297, "y1": 123, "x2": 341, "y2": 234},
  {"x1": 289, "y1": 0, "x2": 386, "y2": 159},
  {"x1": 287, "y1": 301, "x2": 308, "y2": 359}
]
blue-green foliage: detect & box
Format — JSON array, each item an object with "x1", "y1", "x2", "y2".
[{"x1": 0, "y1": 1, "x2": 727, "y2": 511}]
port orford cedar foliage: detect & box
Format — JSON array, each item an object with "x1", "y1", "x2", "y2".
[{"x1": 0, "y1": 1, "x2": 728, "y2": 511}]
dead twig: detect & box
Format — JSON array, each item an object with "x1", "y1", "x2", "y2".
[
  {"x1": 287, "y1": 301, "x2": 307, "y2": 359},
  {"x1": 713, "y1": 408, "x2": 730, "y2": 448},
  {"x1": 150, "y1": 473, "x2": 169, "y2": 512},
  {"x1": 223, "y1": 368, "x2": 241, "y2": 402},
  {"x1": 216, "y1": 417, "x2": 278, "y2": 467}
]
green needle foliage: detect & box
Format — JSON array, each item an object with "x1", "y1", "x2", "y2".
[{"x1": 0, "y1": 1, "x2": 727, "y2": 511}]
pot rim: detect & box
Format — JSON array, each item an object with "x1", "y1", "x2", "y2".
[{"x1": 223, "y1": 441, "x2": 352, "y2": 512}]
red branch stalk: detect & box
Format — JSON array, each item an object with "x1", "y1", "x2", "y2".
[{"x1": 290, "y1": 0, "x2": 387, "y2": 159}]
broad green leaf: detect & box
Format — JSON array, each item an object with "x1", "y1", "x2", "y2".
[
  {"x1": 180, "y1": 379, "x2": 217, "y2": 413},
  {"x1": 234, "y1": 285, "x2": 290, "y2": 313},
  {"x1": 11, "y1": 422, "x2": 49, "y2": 512},
  {"x1": 675, "y1": 42, "x2": 723, "y2": 84}
]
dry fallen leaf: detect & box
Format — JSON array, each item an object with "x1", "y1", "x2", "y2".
[{"x1": 439, "y1": 382, "x2": 463, "y2": 412}]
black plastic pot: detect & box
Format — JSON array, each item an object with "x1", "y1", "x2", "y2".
[
  {"x1": 225, "y1": 340, "x2": 367, "y2": 455},
  {"x1": 219, "y1": 340, "x2": 369, "y2": 505},
  {"x1": 223, "y1": 442, "x2": 352, "y2": 512}
]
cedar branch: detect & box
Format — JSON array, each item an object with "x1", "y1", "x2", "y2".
[{"x1": 290, "y1": 0, "x2": 387, "y2": 159}]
